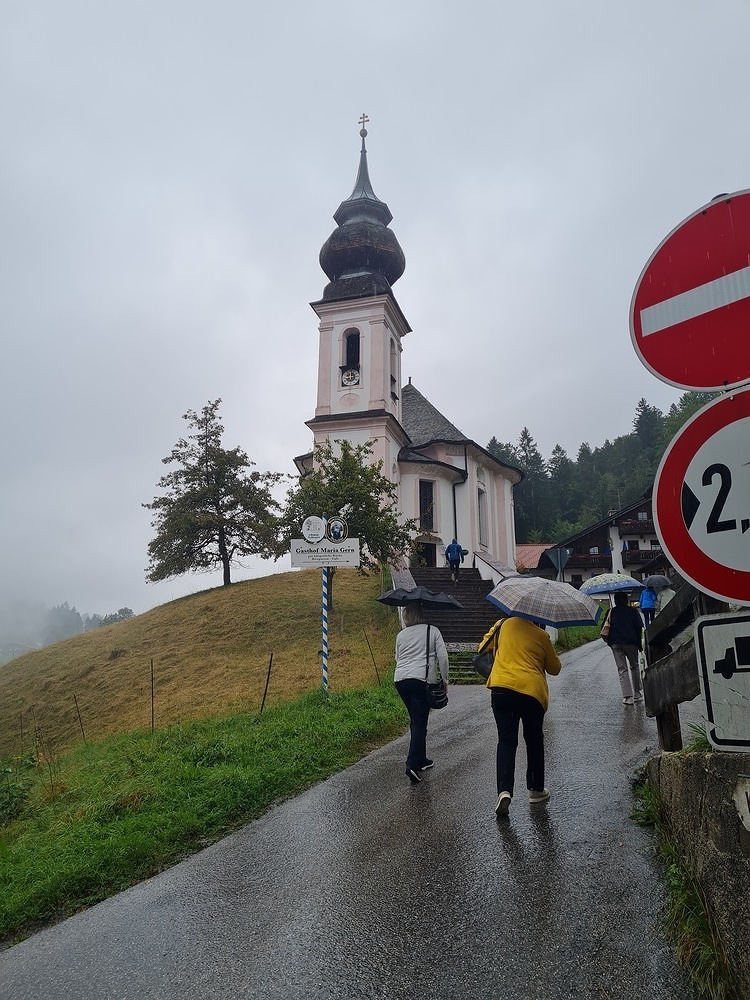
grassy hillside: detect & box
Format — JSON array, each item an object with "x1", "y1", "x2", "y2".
[{"x1": 0, "y1": 569, "x2": 400, "y2": 759}]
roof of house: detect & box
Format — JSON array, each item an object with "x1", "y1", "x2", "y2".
[{"x1": 515, "y1": 543, "x2": 554, "y2": 571}]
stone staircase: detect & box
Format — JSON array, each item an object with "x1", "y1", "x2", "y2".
[{"x1": 407, "y1": 566, "x2": 502, "y2": 682}]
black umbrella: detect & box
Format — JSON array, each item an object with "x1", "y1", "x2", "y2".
[
  {"x1": 376, "y1": 586, "x2": 463, "y2": 610},
  {"x1": 643, "y1": 574, "x2": 672, "y2": 589}
]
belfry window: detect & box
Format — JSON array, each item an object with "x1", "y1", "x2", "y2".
[
  {"x1": 340, "y1": 328, "x2": 361, "y2": 387},
  {"x1": 345, "y1": 329, "x2": 360, "y2": 367}
]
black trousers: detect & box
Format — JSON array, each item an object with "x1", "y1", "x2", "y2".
[
  {"x1": 395, "y1": 678, "x2": 430, "y2": 770},
  {"x1": 491, "y1": 687, "x2": 545, "y2": 796}
]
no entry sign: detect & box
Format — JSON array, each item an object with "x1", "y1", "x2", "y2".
[
  {"x1": 653, "y1": 388, "x2": 750, "y2": 604},
  {"x1": 630, "y1": 190, "x2": 750, "y2": 391}
]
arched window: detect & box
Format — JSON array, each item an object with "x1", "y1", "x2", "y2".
[
  {"x1": 344, "y1": 328, "x2": 360, "y2": 368},
  {"x1": 478, "y1": 488, "x2": 488, "y2": 547},
  {"x1": 340, "y1": 328, "x2": 361, "y2": 387},
  {"x1": 390, "y1": 338, "x2": 398, "y2": 401}
]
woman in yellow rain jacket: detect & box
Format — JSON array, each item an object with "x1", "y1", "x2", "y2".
[{"x1": 479, "y1": 615, "x2": 561, "y2": 818}]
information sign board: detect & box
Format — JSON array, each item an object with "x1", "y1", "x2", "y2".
[
  {"x1": 290, "y1": 538, "x2": 360, "y2": 568},
  {"x1": 696, "y1": 612, "x2": 750, "y2": 751}
]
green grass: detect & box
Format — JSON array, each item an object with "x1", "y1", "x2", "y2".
[
  {"x1": 554, "y1": 624, "x2": 601, "y2": 651},
  {"x1": 0, "y1": 678, "x2": 405, "y2": 944},
  {"x1": 631, "y1": 777, "x2": 737, "y2": 1000}
]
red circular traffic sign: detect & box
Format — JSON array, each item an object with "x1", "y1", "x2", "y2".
[
  {"x1": 654, "y1": 387, "x2": 750, "y2": 604},
  {"x1": 631, "y1": 190, "x2": 750, "y2": 391}
]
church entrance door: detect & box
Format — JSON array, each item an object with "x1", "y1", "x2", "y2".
[{"x1": 414, "y1": 542, "x2": 436, "y2": 568}]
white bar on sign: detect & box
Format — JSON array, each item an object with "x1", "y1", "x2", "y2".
[{"x1": 640, "y1": 264, "x2": 750, "y2": 337}]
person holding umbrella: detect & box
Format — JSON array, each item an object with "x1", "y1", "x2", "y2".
[
  {"x1": 482, "y1": 614, "x2": 561, "y2": 817},
  {"x1": 392, "y1": 602, "x2": 450, "y2": 784},
  {"x1": 602, "y1": 591, "x2": 644, "y2": 705},
  {"x1": 481, "y1": 576, "x2": 599, "y2": 818}
]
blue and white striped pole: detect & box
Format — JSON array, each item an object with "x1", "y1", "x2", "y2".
[{"x1": 321, "y1": 515, "x2": 329, "y2": 694}]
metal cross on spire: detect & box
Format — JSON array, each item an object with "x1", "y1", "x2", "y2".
[{"x1": 358, "y1": 113, "x2": 369, "y2": 137}]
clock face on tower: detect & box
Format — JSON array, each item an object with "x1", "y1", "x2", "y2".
[{"x1": 342, "y1": 369, "x2": 360, "y2": 387}]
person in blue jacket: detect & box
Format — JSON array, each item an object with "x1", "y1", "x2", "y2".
[
  {"x1": 638, "y1": 585, "x2": 657, "y2": 627},
  {"x1": 445, "y1": 539, "x2": 464, "y2": 584}
]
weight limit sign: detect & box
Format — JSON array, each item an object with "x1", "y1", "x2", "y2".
[{"x1": 654, "y1": 388, "x2": 750, "y2": 605}]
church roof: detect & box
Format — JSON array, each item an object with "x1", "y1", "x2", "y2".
[
  {"x1": 400, "y1": 382, "x2": 523, "y2": 483},
  {"x1": 318, "y1": 121, "x2": 405, "y2": 303},
  {"x1": 401, "y1": 381, "x2": 468, "y2": 446}
]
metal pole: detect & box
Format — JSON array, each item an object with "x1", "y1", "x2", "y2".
[{"x1": 321, "y1": 514, "x2": 329, "y2": 693}]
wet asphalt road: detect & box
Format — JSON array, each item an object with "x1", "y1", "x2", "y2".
[{"x1": 0, "y1": 641, "x2": 701, "y2": 1000}]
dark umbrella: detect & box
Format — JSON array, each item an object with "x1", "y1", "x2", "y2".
[
  {"x1": 643, "y1": 574, "x2": 672, "y2": 589},
  {"x1": 376, "y1": 586, "x2": 463, "y2": 610}
]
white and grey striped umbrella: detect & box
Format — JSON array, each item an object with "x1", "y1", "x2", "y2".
[{"x1": 486, "y1": 576, "x2": 602, "y2": 628}]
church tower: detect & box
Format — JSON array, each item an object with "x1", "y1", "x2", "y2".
[{"x1": 304, "y1": 118, "x2": 411, "y2": 480}]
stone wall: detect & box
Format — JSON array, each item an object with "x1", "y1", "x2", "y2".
[{"x1": 646, "y1": 751, "x2": 750, "y2": 999}]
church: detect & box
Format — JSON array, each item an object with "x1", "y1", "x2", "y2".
[{"x1": 294, "y1": 121, "x2": 521, "y2": 581}]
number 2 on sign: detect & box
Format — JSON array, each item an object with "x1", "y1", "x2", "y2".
[{"x1": 703, "y1": 464, "x2": 737, "y2": 533}]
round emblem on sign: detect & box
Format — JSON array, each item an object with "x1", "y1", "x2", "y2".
[
  {"x1": 654, "y1": 388, "x2": 750, "y2": 604},
  {"x1": 327, "y1": 516, "x2": 348, "y2": 542},
  {"x1": 301, "y1": 516, "x2": 326, "y2": 544}
]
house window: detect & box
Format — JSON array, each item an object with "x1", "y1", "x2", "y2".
[
  {"x1": 637, "y1": 511, "x2": 648, "y2": 521},
  {"x1": 627, "y1": 540, "x2": 639, "y2": 550},
  {"x1": 478, "y1": 488, "x2": 488, "y2": 547},
  {"x1": 419, "y1": 480, "x2": 434, "y2": 530},
  {"x1": 589, "y1": 546, "x2": 599, "y2": 555},
  {"x1": 572, "y1": 574, "x2": 583, "y2": 586},
  {"x1": 651, "y1": 539, "x2": 661, "y2": 548}
]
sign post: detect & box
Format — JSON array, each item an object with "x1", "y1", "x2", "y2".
[
  {"x1": 321, "y1": 518, "x2": 329, "y2": 694},
  {"x1": 293, "y1": 515, "x2": 359, "y2": 693}
]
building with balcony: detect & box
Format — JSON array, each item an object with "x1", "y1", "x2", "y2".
[{"x1": 536, "y1": 492, "x2": 669, "y2": 587}]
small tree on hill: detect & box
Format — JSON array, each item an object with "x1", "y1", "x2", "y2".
[
  {"x1": 278, "y1": 439, "x2": 417, "y2": 603},
  {"x1": 145, "y1": 400, "x2": 282, "y2": 587}
]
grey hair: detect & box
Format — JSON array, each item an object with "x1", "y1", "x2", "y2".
[{"x1": 402, "y1": 604, "x2": 426, "y2": 626}]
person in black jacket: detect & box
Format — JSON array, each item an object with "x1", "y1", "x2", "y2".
[{"x1": 603, "y1": 591, "x2": 644, "y2": 705}]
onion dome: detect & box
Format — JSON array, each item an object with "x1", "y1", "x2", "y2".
[{"x1": 319, "y1": 120, "x2": 406, "y2": 302}]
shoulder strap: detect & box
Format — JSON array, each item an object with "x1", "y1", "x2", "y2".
[
  {"x1": 478, "y1": 617, "x2": 504, "y2": 654},
  {"x1": 424, "y1": 624, "x2": 432, "y2": 680}
]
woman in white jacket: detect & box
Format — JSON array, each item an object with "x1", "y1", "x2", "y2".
[{"x1": 393, "y1": 604, "x2": 449, "y2": 783}]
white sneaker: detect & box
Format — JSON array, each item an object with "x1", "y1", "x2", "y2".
[
  {"x1": 495, "y1": 791, "x2": 511, "y2": 817},
  {"x1": 623, "y1": 696, "x2": 634, "y2": 706},
  {"x1": 528, "y1": 788, "x2": 550, "y2": 803},
  {"x1": 633, "y1": 692, "x2": 644, "y2": 702}
]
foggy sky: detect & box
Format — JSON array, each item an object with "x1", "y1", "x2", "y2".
[{"x1": 2, "y1": 0, "x2": 749, "y2": 617}]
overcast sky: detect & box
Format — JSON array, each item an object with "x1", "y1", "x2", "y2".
[{"x1": 2, "y1": 0, "x2": 749, "y2": 618}]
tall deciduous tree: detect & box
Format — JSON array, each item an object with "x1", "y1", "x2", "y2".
[
  {"x1": 278, "y1": 439, "x2": 417, "y2": 599},
  {"x1": 144, "y1": 400, "x2": 282, "y2": 587}
]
